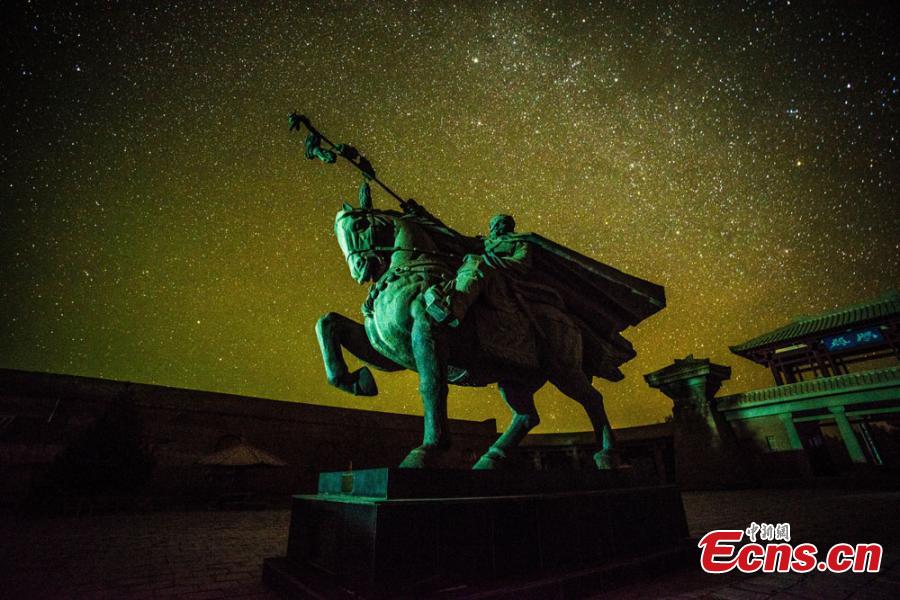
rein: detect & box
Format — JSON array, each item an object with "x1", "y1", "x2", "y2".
[
  {"x1": 336, "y1": 210, "x2": 458, "y2": 261},
  {"x1": 339, "y1": 211, "x2": 458, "y2": 317},
  {"x1": 346, "y1": 245, "x2": 457, "y2": 261}
]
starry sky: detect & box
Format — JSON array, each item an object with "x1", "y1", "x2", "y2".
[{"x1": 2, "y1": 1, "x2": 898, "y2": 432}]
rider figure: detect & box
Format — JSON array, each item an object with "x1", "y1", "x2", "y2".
[{"x1": 425, "y1": 214, "x2": 531, "y2": 327}]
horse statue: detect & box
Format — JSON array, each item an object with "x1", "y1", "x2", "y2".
[{"x1": 316, "y1": 197, "x2": 665, "y2": 470}]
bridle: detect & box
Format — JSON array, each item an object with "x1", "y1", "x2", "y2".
[{"x1": 335, "y1": 210, "x2": 457, "y2": 262}]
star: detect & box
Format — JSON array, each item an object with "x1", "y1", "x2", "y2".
[{"x1": 0, "y1": 1, "x2": 897, "y2": 432}]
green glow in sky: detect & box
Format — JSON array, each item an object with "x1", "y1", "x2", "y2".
[{"x1": 2, "y1": 2, "x2": 898, "y2": 431}]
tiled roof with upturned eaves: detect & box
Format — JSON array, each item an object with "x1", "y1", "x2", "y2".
[{"x1": 729, "y1": 290, "x2": 900, "y2": 354}]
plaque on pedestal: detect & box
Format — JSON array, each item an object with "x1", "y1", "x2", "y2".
[{"x1": 263, "y1": 468, "x2": 693, "y2": 599}]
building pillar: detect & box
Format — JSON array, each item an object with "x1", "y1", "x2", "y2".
[
  {"x1": 769, "y1": 363, "x2": 784, "y2": 386},
  {"x1": 777, "y1": 413, "x2": 804, "y2": 450},
  {"x1": 645, "y1": 355, "x2": 750, "y2": 489},
  {"x1": 828, "y1": 406, "x2": 867, "y2": 464}
]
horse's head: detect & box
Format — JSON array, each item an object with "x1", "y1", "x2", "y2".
[{"x1": 334, "y1": 203, "x2": 395, "y2": 284}]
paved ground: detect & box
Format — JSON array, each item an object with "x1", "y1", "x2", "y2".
[
  {"x1": 608, "y1": 489, "x2": 900, "y2": 599},
  {"x1": 2, "y1": 489, "x2": 899, "y2": 598},
  {"x1": 1, "y1": 510, "x2": 287, "y2": 599}
]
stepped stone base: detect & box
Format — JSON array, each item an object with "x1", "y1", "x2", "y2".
[{"x1": 264, "y1": 468, "x2": 692, "y2": 599}]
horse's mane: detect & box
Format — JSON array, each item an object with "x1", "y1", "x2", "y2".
[{"x1": 380, "y1": 202, "x2": 483, "y2": 258}]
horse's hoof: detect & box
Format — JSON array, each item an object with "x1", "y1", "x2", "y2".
[
  {"x1": 328, "y1": 367, "x2": 378, "y2": 396},
  {"x1": 399, "y1": 442, "x2": 452, "y2": 468},
  {"x1": 593, "y1": 450, "x2": 614, "y2": 470},
  {"x1": 398, "y1": 448, "x2": 428, "y2": 469},
  {"x1": 472, "y1": 455, "x2": 497, "y2": 470},
  {"x1": 473, "y1": 447, "x2": 506, "y2": 470},
  {"x1": 350, "y1": 366, "x2": 378, "y2": 396}
]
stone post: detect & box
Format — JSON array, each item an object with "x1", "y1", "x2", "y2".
[
  {"x1": 645, "y1": 355, "x2": 750, "y2": 488},
  {"x1": 777, "y1": 412, "x2": 804, "y2": 450},
  {"x1": 828, "y1": 406, "x2": 867, "y2": 464}
]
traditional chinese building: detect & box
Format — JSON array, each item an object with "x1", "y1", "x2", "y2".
[
  {"x1": 720, "y1": 289, "x2": 900, "y2": 474},
  {"x1": 645, "y1": 290, "x2": 900, "y2": 486},
  {"x1": 729, "y1": 289, "x2": 900, "y2": 386}
]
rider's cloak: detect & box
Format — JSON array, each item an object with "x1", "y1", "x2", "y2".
[
  {"x1": 400, "y1": 205, "x2": 665, "y2": 381},
  {"x1": 517, "y1": 232, "x2": 665, "y2": 381}
]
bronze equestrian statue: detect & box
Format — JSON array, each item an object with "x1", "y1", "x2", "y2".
[
  {"x1": 316, "y1": 198, "x2": 664, "y2": 470},
  {"x1": 293, "y1": 113, "x2": 664, "y2": 470}
]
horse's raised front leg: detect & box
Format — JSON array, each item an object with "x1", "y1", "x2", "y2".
[
  {"x1": 473, "y1": 379, "x2": 542, "y2": 470},
  {"x1": 399, "y1": 309, "x2": 450, "y2": 468},
  {"x1": 315, "y1": 312, "x2": 403, "y2": 396}
]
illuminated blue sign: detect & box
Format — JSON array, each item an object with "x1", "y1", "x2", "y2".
[{"x1": 822, "y1": 327, "x2": 884, "y2": 352}]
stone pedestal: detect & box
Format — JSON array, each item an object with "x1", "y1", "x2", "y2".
[
  {"x1": 263, "y1": 468, "x2": 692, "y2": 599},
  {"x1": 645, "y1": 355, "x2": 751, "y2": 488}
]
